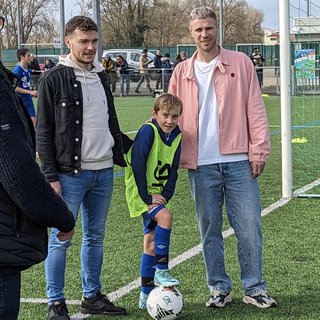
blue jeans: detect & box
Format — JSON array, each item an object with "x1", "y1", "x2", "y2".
[
  {"x1": 119, "y1": 74, "x2": 130, "y2": 95},
  {"x1": 0, "y1": 272, "x2": 21, "y2": 320},
  {"x1": 45, "y1": 168, "x2": 113, "y2": 303},
  {"x1": 188, "y1": 160, "x2": 266, "y2": 295}
]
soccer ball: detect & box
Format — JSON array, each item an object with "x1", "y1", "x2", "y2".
[{"x1": 147, "y1": 286, "x2": 183, "y2": 320}]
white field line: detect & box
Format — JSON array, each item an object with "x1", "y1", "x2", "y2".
[{"x1": 20, "y1": 178, "x2": 320, "y2": 318}]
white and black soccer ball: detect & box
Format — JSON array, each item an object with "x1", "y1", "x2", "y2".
[{"x1": 147, "y1": 286, "x2": 183, "y2": 320}]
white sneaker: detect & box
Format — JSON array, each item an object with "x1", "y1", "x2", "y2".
[
  {"x1": 206, "y1": 290, "x2": 232, "y2": 307},
  {"x1": 243, "y1": 291, "x2": 277, "y2": 308}
]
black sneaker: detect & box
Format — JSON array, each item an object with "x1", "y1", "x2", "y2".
[
  {"x1": 48, "y1": 301, "x2": 70, "y2": 320},
  {"x1": 80, "y1": 292, "x2": 128, "y2": 315}
]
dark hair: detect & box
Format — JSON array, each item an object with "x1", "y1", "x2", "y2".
[
  {"x1": 142, "y1": 49, "x2": 148, "y2": 53},
  {"x1": 17, "y1": 48, "x2": 29, "y2": 62},
  {"x1": 65, "y1": 15, "x2": 98, "y2": 37}
]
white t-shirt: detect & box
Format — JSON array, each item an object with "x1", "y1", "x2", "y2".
[{"x1": 194, "y1": 58, "x2": 248, "y2": 165}]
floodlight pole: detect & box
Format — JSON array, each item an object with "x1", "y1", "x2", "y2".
[
  {"x1": 279, "y1": 0, "x2": 292, "y2": 198},
  {"x1": 60, "y1": 0, "x2": 65, "y2": 55},
  {"x1": 219, "y1": 0, "x2": 224, "y2": 46},
  {"x1": 16, "y1": 0, "x2": 21, "y2": 48},
  {"x1": 92, "y1": 0, "x2": 102, "y2": 61}
]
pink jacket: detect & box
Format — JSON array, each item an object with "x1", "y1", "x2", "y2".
[{"x1": 168, "y1": 47, "x2": 271, "y2": 169}]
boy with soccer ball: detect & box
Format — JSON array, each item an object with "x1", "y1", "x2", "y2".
[{"x1": 125, "y1": 93, "x2": 182, "y2": 309}]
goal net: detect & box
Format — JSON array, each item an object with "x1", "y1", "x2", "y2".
[{"x1": 289, "y1": 1, "x2": 320, "y2": 196}]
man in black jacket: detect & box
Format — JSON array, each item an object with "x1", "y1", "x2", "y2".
[
  {"x1": 36, "y1": 16, "x2": 132, "y2": 320},
  {"x1": 0, "y1": 62, "x2": 75, "y2": 320}
]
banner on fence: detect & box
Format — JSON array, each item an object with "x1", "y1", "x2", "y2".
[{"x1": 294, "y1": 49, "x2": 316, "y2": 79}]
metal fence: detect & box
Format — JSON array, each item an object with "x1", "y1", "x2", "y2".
[
  {"x1": 30, "y1": 68, "x2": 172, "y2": 96},
  {"x1": 30, "y1": 67, "x2": 320, "y2": 96}
]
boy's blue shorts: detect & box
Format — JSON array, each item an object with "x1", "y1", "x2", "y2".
[
  {"x1": 142, "y1": 204, "x2": 166, "y2": 235},
  {"x1": 22, "y1": 98, "x2": 36, "y2": 117}
]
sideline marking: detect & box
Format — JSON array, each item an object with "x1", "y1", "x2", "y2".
[{"x1": 21, "y1": 178, "x2": 320, "y2": 319}]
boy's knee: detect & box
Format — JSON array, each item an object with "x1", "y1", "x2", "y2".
[{"x1": 156, "y1": 209, "x2": 172, "y2": 227}]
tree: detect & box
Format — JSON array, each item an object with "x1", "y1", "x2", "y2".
[
  {"x1": 101, "y1": 0, "x2": 153, "y2": 47},
  {"x1": 0, "y1": 0, "x2": 58, "y2": 49},
  {"x1": 222, "y1": 0, "x2": 264, "y2": 44},
  {"x1": 0, "y1": 0, "x2": 265, "y2": 50}
]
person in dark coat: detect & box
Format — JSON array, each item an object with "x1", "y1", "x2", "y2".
[{"x1": 0, "y1": 61, "x2": 75, "y2": 320}]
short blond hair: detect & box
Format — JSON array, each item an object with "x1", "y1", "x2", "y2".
[
  {"x1": 153, "y1": 93, "x2": 183, "y2": 115},
  {"x1": 189, "y1": 6, "x2": 217, "y2": 23}
]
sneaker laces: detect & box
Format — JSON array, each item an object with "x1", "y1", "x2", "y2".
[
  {"x1": 95, "y1": 292, "x2": 114, "y2": 306},
  {"x1": 160, "y1": 270, "x2": 174, "y2": 279},
  {"x1": 211, "y1": 290, "x2": 227, "y2": 297},
  {"x1": 251, "y1": 291, "x2": 268, "y2": 298},
  {"x1": 53, "y1": 303, "x2": 69, "y2": 316}
]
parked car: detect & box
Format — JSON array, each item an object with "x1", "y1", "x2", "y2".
[{"x1": 102, "y1": 49, "x2": 155, "y2": 70}]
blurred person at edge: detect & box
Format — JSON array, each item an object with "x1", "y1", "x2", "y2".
[{"x1": 0, "y1": 58, "x2": 75, "y2": 320}]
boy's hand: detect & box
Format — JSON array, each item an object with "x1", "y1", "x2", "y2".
[{"x1": 151, "y1": 194, "x2": 167, "y2": 205}]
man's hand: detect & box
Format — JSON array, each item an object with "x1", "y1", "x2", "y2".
[
  {"x1": 251, "y1": 161, "x2": 266, "y2": 178},
  {"x1": 57, "y1": 229, "x2": 75, "y2": 241},
  {"x1": 50, "y1": 181, "x2": 62, "y2": 196},
  {"x1": 30, "y1": 90, "x2": 38, "y2": 97}
]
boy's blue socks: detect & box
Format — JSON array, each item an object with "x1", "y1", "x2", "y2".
[
  {"x1": 154, "y1": 225, "x2": 171, "y2": 270},
  {"x1": 140, "y1": 253, "x2": 156, "y2": 294}
]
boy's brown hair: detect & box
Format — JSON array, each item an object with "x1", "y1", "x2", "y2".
[{"x1": 153, "y1": 93, "x2": 183, "y2": 115}]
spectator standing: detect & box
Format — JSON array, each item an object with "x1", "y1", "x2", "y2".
[
  {"x1": 161, "y1": 53, "x2": 172, "y2": 92},
  {"x1": 250, "y1": 47, "x2": 265, "y2": 88},
  {"x1": 115, "y1": 54, "x2": 130, "y2": 96},
  {"x1": 0, "y1": 61, "x2": 75, "y2": 320},
  {"x1": 44, "y1": 58, "x2": 56, "y2": 71},
  {"x1": 13, "y1": 48, "x2": 38, "y2": 127},
  {"x1": 36, "y1": 15, "x2": 132, "y2": 319},
  {"x1": 28, "y1": 54, "x2": 41, "y2": 90},
  {"x1": 135, "y1": 49, "x2": 153, "y2": 94},
  {"x1": 153, "y1": 48, "x2": 162, "y2": 90},
  {"x1": 169, "y1": 6, "x2": 277, "y2": 309},
  {"x1": 125, "y1": 93, "x2": 182, "y2": 310},
  {"x1": 102, "y1": 53, "x2": 117, "y2": 93},
  {"x1": 28, "y1": 53, "x2": 41, "y2": 75},
  {"x1": 173, "y1": 51, "x2": 187, "y2": 68}
]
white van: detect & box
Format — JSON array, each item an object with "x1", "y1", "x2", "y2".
[{"x1": 102, "y1": 49, "x2": 155, "y2": 70}]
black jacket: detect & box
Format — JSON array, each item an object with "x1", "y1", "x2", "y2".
[
  {"x1": 36, "y1": 64, "x2": 133, "y2": 182},
  {"x1": 0, "y1": 67, "x2": 75, "y2": 274}
]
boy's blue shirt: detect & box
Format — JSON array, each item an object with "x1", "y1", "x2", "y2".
[{"x1": 131, "y1": 118, "x2": 181, "y2": 205}]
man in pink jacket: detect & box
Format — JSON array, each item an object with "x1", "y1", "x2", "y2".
[{"x1": 169, "y1": 6, "x2": 277, "y2": 309}]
